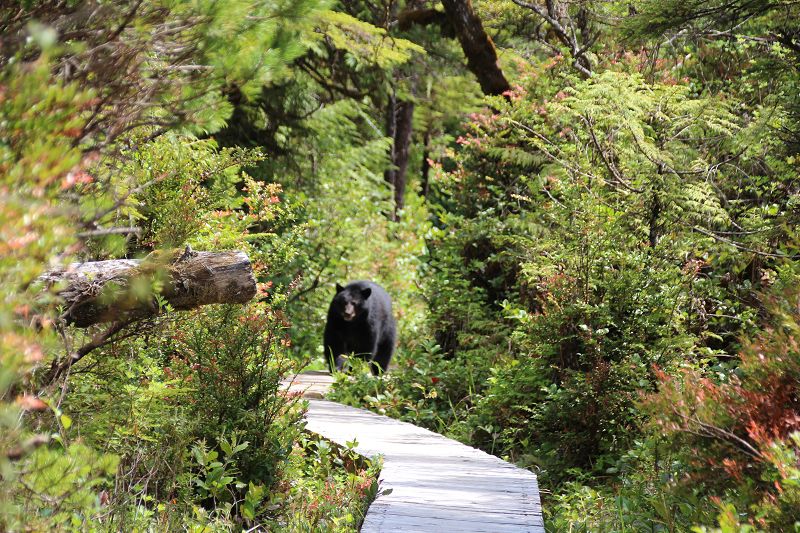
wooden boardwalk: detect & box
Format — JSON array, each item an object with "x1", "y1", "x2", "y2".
[
  {"x1": 282, "y1": 369, "x2": 335, "y2": 399},
  {"x1": 284, "y1": 372, "x2": 544, "y2": 532}
]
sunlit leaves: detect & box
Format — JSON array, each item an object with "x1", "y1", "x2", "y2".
[{"x1": 313, "y1": 10, "x2": 425, "y2": 70}]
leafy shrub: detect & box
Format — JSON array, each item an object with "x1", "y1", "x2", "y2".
[
  {"x1": 0, "y1": 33, "x2": 101, "y2": 531},
  {"x1": 643, "y1": 291, "x2": 800, "y2": 530},
  {"x1": 468, "y1": 238, "x2": 694, "y2": 476},
  {"x1": 54, "y1": 301, "x2": 303, "y2": 529},
  {"x1": 279, "y1": 436, "x2": 382, "y2": 532},
  {"x1": 11, "y1": 443, "x2": 119, "y2": 531},
  {"x1": 187, "y1": 433, "x2": 269, "y2": 527},
  {"x1": 170, "y1": 303, "x2": 302, "y2": 490},
  {"x1": 328, "y1": 342, "x2": 479, "y2": 437}
]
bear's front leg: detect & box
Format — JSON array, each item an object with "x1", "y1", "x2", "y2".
[
  {"x1": 323, "y1": 329, "x2": 348, "y2": 373},
  {"x1": 371, "y1": 336, "x2": 393, "y2": 375},
  {"x1": 367, "y1": 337, "x2": 385, "y2": 376}
]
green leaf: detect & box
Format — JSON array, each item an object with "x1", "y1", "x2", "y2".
[
  {"x1": 220, "y1": 439, "x2": 232, "y2": 456},
  {"x1": 242, "y1": 501, "x2": 255, "y2": 520}
]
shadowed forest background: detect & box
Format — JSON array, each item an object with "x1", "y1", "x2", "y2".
[{"x1": 2, "y1": 0, "x2": 800, "y2": 530}]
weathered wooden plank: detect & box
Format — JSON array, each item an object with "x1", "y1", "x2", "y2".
[
  {"x1": 281, "y1": 370, "x2": 334, "y2": 399},
  {"x1": 362, "y1": 508, "x2": 541, "y2": 533},
  {"x1": 304, "y1": 397, "x2": 544, "y2": 532},
  {"x1": 366, "y1": 496, "x2": 540, "y2": 518}
]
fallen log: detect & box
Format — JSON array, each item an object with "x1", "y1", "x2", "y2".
[{"x1": 40, "y1": 249, "x2": 257, "y2": 328}]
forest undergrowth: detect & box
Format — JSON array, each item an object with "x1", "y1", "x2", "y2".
[{"x1": 3, "y1": 0, "x2": 800, "y2": 531}]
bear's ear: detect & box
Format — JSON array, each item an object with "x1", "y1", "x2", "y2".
[
  {"x1": 335, "y1": 283, "x2": 345, "y2": 293},
  {"x1": 361, "y1": 287, "x2": 372, "y2": 299}
]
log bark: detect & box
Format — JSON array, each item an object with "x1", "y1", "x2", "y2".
[{"x1": 40, "y1": 250, "x2": 257, "y2": 328}]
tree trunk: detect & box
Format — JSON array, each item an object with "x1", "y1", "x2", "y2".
[
  {"x1": 421, "y1": 127, "x2": 431, "y2": 198},
  {"x1": 384, "y1": 95, "x2": 415, "y2": 220},
  {"x1": 440, "y1": 0, "x2": 511, "y2": 96},
  {"x1": 392, "y1": 99, "x2": 414, "y2": 217},
  {"x1": 40, "y1": 250, "x2": 257, "y2": 328},
  {"x1": 384, "y1": 92, "x2": 398, "y2": 199},
  {"x1": 649, "y1": 193, "x2": 661, "y2": 247}
]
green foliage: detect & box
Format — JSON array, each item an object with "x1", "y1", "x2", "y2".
[
  {"x1": 188, "y1": 434, "x2": 268, "y2": 525},
  {"x1": 314, "y1": 10, "x2": 425, "y2": 70},
  {"x1": 50, "y1": 301, "x2": 303, "y2": 529},
  {"x1": 0, "y1": 37, "x2": 94, "y2": 532},
  {"x1": 10, "y1": 443, "x2": 119, "y2": 531},
  {"x1": 279, "y1": 436, "x2": 382, "y2": 532},
  {"x1": 115, "y1": 136, "x2": 265, "y2": 249},
  {"x1": 171, "y1": 303, "x2": 302, "y2": 489},
  {"x1": 330, "y1": 23, "x2": 800, "y2": 531},
  {"x1": 329, "y1": 343, "x2": 471, "y2": 435},
  {"x1": 6, "y1": 0, "x2": 800, "y2": 531}
]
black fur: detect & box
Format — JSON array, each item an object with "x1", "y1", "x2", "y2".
[{"x1": 323, "y1": 281, "x2": 396, "y2": 375}]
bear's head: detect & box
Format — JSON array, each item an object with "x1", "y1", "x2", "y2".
[{"x1": 333, "y1": 283, "x2": 372, "y2": 322}]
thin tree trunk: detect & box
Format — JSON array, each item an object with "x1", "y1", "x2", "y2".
[
  {"x1": 392, "y1": 99, "x2": 414, "y2": 217},
  {"x1": 421, "y1": 127, "x2": 431, "y2": 198},
  {"x1": 649, "y1": 193, "x2": 661, "y2": 247},
  {"x1": 384, "y1": 91, "x2": 398, "y2": 208},
  {"x1": 384, "y1": 94, "x2": 415, "y2": 220}
]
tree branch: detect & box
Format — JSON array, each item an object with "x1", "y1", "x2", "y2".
[
  {"x1": 511, "y1": 0, "x2": 594, "y2": 76},
  {"x1": 440, "y1": 0, "x2": 511, "y2": 96}
]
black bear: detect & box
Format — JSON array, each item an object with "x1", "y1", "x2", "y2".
[{"x1": 323, "y1": 281, "x2": 396, "y2": 375}]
